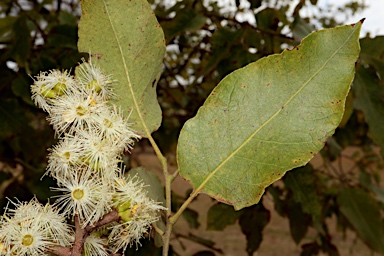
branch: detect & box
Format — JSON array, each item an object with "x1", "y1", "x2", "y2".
[
  {"x1": 71, "y1": 215, "x2": 87, "y2": 256},
  {"x1": 48, "y1": 246, "x2": 71, "y2": 256},
  {"x1": 85, "y1": 209, "x2": 120, "y2": 233},
  {"x1": 49, "y1": 210, "x2": 121, "y2": 256}
]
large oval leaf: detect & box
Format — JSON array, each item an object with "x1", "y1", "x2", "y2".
[
  {"x1": 78, "y1": 0, "x2": 165, "y2": 137},
  {"x1": 177, "y1": 21, "x2": 362, "y2": 210}
]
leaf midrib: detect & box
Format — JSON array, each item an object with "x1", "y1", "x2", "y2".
[
  {"x1": 196, "y1": 27, "x2": 358, "y2": 193},
  {"x1": 103, "y1": 0, "x2": 151, "y2": 138}
]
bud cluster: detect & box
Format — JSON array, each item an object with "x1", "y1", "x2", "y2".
[{"x1": 0, "y1": 59, "x2": 165, "y2": 255}]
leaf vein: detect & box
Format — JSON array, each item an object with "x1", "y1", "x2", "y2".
[{"x1": 197, "y1": 27, "x2": 358, "y2": 193}]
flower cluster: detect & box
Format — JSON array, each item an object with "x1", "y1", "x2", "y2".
[
  {"x1": 0, "y1": 198, "x2": 73, "y2": 255},
  {"x1": 0, "y1": 59, "x2": 165, "y2": 255}
]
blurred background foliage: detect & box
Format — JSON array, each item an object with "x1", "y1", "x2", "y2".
[{"x1": 1, "y1": 0, "x2": 384, "y2": 255}]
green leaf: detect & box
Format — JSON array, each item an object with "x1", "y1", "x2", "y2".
[
  {"x1": 47, "y1": 25, "x2": 78, "y2": 49},
  {"x1": 177, "y1": 22, "x2": 362, "y2": 210},
  {"x1": 353, "y1": 66, "x2": 384, "y2": 153},
  {"x1": 249, "y1": 0, "x2": 262, "y2": 9},
  {"x1": 286, "y1": 199, "x2": 309, "y2": 244},
  {"x1": 0, "y1": 16, "x2": 17, "y2": 42},
  {"x1": 11, "y1": 76, "x2": 34, "y2": 106},
  {"x1": 255, "y1": 7, "x2": 286, "y2": 31},
  {"x1": 160, "y1": 8, "x2": 206, "y2": 44},
  {"x1": 10, "y1": 15, "x2": 31, "y2": 67},
  {"x1": 239, "y1": 204, "x2": 270, "y2": 254},
  {"x1": 338, "y1": 187, "x2": 384, "y2": 254},
  {"x1": 128, "y1": 167, "x2": 165, "y2": 204},
  {"x1": 207, "y1": 203, "x2": 241, "y2": 231},
  {"x1": 197, "y1": 27, "x2": 244, "y2": 78},
  {"x1": 292, "y1": 16, "x2": 314, "y2": 40},
  {"x1": 0, "y1": 99, "x2": 28, "y2": 139},
  {"x1": 338, "y1": 90, "x2": 353, "y2": 128},
  {"x1": 182, "y1": 208, "x2": 200, "y2": 229},
  {"x1": 283, "y1": 165, "x2": 322, "y2": 225},
  {"x1": 78, "y1": 0, "x2": 165, "y2": 137},
  {"x1": 359, "y1": 36, "x2": 384, "y2": 79}
]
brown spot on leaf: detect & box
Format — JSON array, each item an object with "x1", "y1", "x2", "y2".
[{"x1": 92, "y1": 53, "x2": 103, "y2": 59}]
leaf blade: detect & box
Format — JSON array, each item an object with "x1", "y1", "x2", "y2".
[
  {"x1": 177, "y1": 22, "x2": 362, "y2": 210},
  {"x1": 78, "y1": 0, "x2": 165, "y2": 137}
]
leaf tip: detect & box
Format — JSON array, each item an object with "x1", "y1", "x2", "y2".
[{"x1": 352, "y1": 18, "x2": 365, "y2": 27}]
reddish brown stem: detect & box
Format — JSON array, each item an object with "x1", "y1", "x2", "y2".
[
  {"x1": 71, "y1": 215, "x2": 87, "y2": 256},
  {"x1": 86, "y1": 209, "x2": 120, "y2": 233},
  {"x1": 48, "y1": 246, "x2": 71, "y2": 256},
  {"x1": 49, "y1": 209, "x2": 121, "y2": 256}
]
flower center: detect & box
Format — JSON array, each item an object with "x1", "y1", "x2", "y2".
[
  {"x1": 21, "y1": 234, "x2": 34, "y2": 246},
  {"x1": 63, "y1": 151, "x2": 71, "y2": 160},
  {"x1": 103, "y1": 118, "x2": 113, "y2": 128},
  {"x1": 72, "y1": 188, "x2": 85, "y2": 200},
  {"x1": 76, "y1": 106, "x2": 88, "y2": 116}
]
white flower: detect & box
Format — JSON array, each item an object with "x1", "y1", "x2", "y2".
[
  {"x1": 83, "y1": 232, "x2": 109, "y2": 256},
  {"x1": 0, "y1": 198, "x2": 73, "y2": 255},
  {"x1": 3, "y1": 217, "x2": 48, "y2": 255},
  {"x1": 38, "y1": 203, "x2": 74, "y2": 247},
  {"x1": 47, "y1": 88, "x2": 106, "y2": 135},
  {"x1": 30, "y1": 70, "x2": 76, "y2": 113},
  {"x1": 52, "y1": 171, "x2": 112, "y2": 228},
  {"x1": 76, "y1": 58, "x2": 114, "y2": 101},
  {"x1": 74, "y1": 128, "x2": 123, "y2": 174},
  {"x1": 93, "y1": 106, "x2": 141, "y2": 151},
  {"x1": 46, "y1": 134, "x2": 85, "y2": 180},
  {"x1": 109, "y1": 175, "x2": 166, "y2": 252}
]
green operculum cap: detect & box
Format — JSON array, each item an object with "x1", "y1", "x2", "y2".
[
  {"x1": 116, "y1": 200, "x2": 131, "y2": 213},
  {"x1": 115, "y1": 200, "x2": 135, "y2": 222},
  {"x1": 41, "y1": 85, "x2": 57, "y2": 98},
  {"x1": 80, "y1": 154, "x2": 101, "y2": 170},
  {"x1": 53, "y1": 82, "x2": 67, "y2": 96},
  {"x1": 119, "y1": 209, "x2": 133, "y2": 222},
  {"x1": 87, "y1": 79, "x2": 102, "y2": 93}
]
